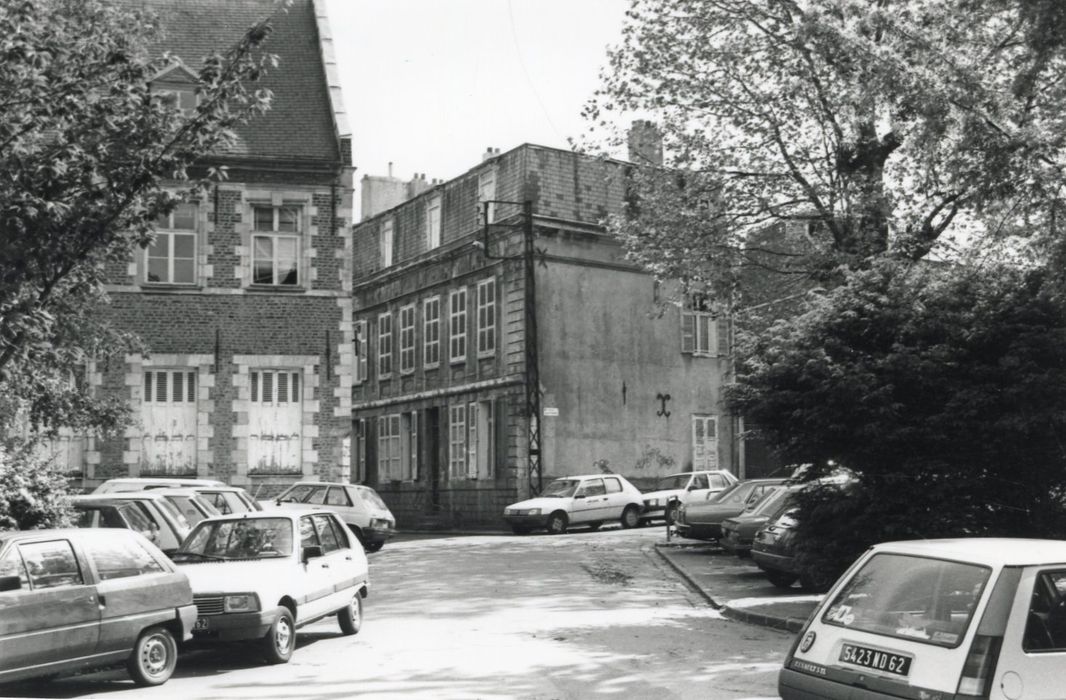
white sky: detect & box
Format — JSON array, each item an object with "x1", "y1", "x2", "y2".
[{"x1": 324, "y1": 0, "x2": 629, "y2": 208}]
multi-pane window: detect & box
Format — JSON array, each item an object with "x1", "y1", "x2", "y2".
[
  {"x1": 423, "y1": 297, "x2": 440, "y2": 369},
  {"x1": 380, "y1": 218, "x2": 394, "y2": 268},
  {"x1": 692, "y1": 414, "x2": 718, "y2": 470},
  {"x1": 147, "y1": 202, "x2": 197, "y2": 284},
  {"x1": 477, "y1": 278, "x2": 496, "y2": 357},
  {"x1": 378, "y1": 414, "x2": 401, "y2": 481},
  {"x1": 448, "y1": 404, "x2": 466, "y2": 478},
  {"x1": 449, "y1": 288, "x2": 467, "y2": 364},
  {"x1": 399, "y1": 305, "x2": 415, "y2": 374},
  {"x1": 680, "y1": 310, "x2": 719, "y2": 356},
  {"x1": 378, "y1": 312, "x2": 393, "y2": 378},
  {"x1": 426, "y1": 195, "x2": 442, "y2": 249},
  {"x1": 142, "y1": 369, "x2": 198, "y2": 475},
  {"x1": 354, "y1": 319, "x2": 368, "y2": 384},
  {"x1": 249, "y1": 369, "x2": 302, "y2": 473},
  {"x1": 252, "y1": 205, "x2": 300, "y2": 286},
  {"x1": 466, "y1": 402, "x2": 478, "y2": 478},
  {"x1": 402, "y1": 411, "x2": 419, "y2": 481},
  {"x1": 478, "y1": 169, "x2": 497, "y2": 224}
]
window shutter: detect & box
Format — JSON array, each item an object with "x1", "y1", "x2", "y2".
[
  {"x1": 467, "y1": 403, "x2": 478, "y2": 479},
  {"x1": 717, "y1": 316, "x2": 730, "y2": 357},
  {"x1": 680, "y1": 312, "x2": 695, "y2": 354}
]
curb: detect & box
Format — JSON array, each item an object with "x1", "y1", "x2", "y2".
[
  {"x1": 652, "y1": 544, "x2": 722, "y2": 610},
  {"x1": 720, "y1": 605, "x2": 807, "y2": 633}
]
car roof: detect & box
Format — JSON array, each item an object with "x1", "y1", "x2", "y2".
[
  {"x1": 549, "y1": 474, "x2": 631, "y2": 481},
  {"x1": 285, "y1": 481, "x2": 352, "y2": 488},
  {"x1": 871, "y1": 538, "x2": 1066, "y2": 567},
  {"x1": 101, "y1": 478, "x2": 226, "y2": 486},
  {"x1": 74, "y1": 492, "x2": 169, "y2": 502},
  {"x1": 0, "y1": 527, "x2": 144, "y2": 543},
  {"x1": 198, "y1": 508, "x2": 334, "y2": 524}
]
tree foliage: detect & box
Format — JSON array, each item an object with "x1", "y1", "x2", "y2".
[
  {"x1": 593, "y1": 0, "x2": 1066, "y2": 302},
  {"x1": 0, "y1": 0, "x2": 279, "y2": 439}
]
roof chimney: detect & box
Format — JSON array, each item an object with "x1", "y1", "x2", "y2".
[
  {"x1": 483, "y1": 147, "x2": 499, "y2": 162},
  {"x1": 627, "y1": 120, "x2": 663, "y2": 166}
]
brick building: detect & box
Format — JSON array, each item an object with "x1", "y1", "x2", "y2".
[
  {"x1": 59, "y1": 0, "x2": 355, "y2": 495},
  {"x1": 350, "y1": 141, "x2": 742, "y2": 528}
]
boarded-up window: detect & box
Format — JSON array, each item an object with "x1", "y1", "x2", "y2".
[
  {"x1": 142, "y1": 370, "x2": 198, "y2": 475},
  {"x1": 249, "y1": 370, "x2": 301, "y2": 474}
]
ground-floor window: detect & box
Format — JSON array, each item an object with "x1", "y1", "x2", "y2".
[
  {"x1": 691, "y1": 414, "x2": 718, "y2": 470},
  {"x1": 352, "y1": 419, "x2": 367, "y2": 483},
  {"x1": 377, "y1": 414, "x2": 401, "y2": 481},
  {"x1": 448, "y1": 405, "x2": 466, "y2": 478},
  {"x1": 141, "y1": 369, "x2": 198, "y2": 475},
  {"x1": 249, "y1": 369, "x2": 302, "y2": 473},
  {"x1": 402, "y1": 411, "x2": 418, "y2": 481}
]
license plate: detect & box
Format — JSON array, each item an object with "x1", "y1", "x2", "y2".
[
  {"x1": 193, "y1": 617, "x2": 210, "y2": 631},
  {"x1": 839, "y1": 642, "x2": 911, "y2": 676}
]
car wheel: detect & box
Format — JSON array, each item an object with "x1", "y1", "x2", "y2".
[
  {"x1": 127, "y1": 626, "x2": 177, "y2": 687},
  {"x1": 764, "y1": 570, "x2": 799, "y2": 589},
  {"x1": 348, "y1": 525, "x2": 368, "y2": 550},
  {"x1": 586, "y1": 521, "x2": 602, "y2": 531},
  {"x1": 546, "y1": 511, "x2": 568, "y2": 535},
  {"x1": 620, "y1": 505, "x2": 640, "y2": 529},
  {"x1": 365, "y1": 541, "x2": 384, "y2": 553},
  {"x1": 800, "y1": 569, "x2": 833, "y2": 593},
  {"x1": 338, "y1": 591, "x2": 364, "y2": 635},
  {"x1": 262, "y1": 607, "x2": 296, "y2": 664},
  {"x1": 510, "y1": 525, "x2": 531, "y2": 535},
  {"x1": 665, "y1": 502, "x2": 680, "y2": 525}
]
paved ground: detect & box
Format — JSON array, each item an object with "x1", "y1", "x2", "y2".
[{"x1": 1, "y1": 526, "x2": 792, "y2": 700}]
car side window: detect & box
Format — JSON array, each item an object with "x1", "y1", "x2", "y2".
[
  {"x1": 691, "y1": 474, "x2": 710, "y2": 490},
  {"x1": 306, "y1": 487, "x2": 328, "y2": 505},
  {"x1": 0, "y1": 548, "x2": 29, "y2": 589},
  {"x1": 205, "y1": 492, "x2": 232, "y2": 514},
  {"x1": 119, "y1": 503, "x2": 155, "y2": 539},
  {"x1": 18, "y1": 540, "x2": 84, "y2": 590},
  {"x1": 1024, "y1": 571, "x2": 1066, "y2": 652},
  {"x1": 326, "y1": 515, "x2": 351, "y2": 549},
  {"x1": 325, "y1": 487, "x2": 351, "y2": 507},
  {"x1": 86, "y1": 537, "x2": 165, "y2": 581},
  {"x1": 708, "y1": 474, "x2": 727, "y2": 489},
  {"x1": 580, "y1": 479, "x2": 606, "y2": 497},
  {"x1": 300, "y1": 517, "x2": 318, "y2": 550},
  {"x1": 311, "y1": 515, "x2": 341, "y2": 553},
  {"x1": 603, "y1": 477, "x2": 622, "y2": 494}
]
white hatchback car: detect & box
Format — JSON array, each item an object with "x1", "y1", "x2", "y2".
[
  {"x1": 503, "y1": 474, "x2": 645, "y2": 535},
  {"x1": 780, "y1": 538, "x2": 1066, "y2": 700},
  {"x1": 268, "y1": 482, "x2": 396, "y2": 552},
  {"x1": 172, "y1": 510, "x2": 369, "y2": 665},
  {"x1": 639, "y1": 469, "x2": 738, "y2": 525}
]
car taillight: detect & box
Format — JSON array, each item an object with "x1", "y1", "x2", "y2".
[{"x1": 956, "y1": 634, "x2": 1002, "y2": 697}]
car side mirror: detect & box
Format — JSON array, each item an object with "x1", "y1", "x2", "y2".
[
  {"x1": 302, "y1": 545, "x2": 323, "y2": 563},
  {"x1": 0, "y1": 575, "x2": 21, "y2": 592}
]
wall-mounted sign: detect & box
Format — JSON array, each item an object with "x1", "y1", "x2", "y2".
[{"x1": 543, "y1": 407, "x2": 559, "y2": 417}]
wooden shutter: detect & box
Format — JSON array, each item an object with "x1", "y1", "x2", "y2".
[
  {"x1": 680, "y1": 311, "x2": 695, "y2": 354},
  {"x1": 717, "y1": 316, "x2": 731, "y2": 357}
]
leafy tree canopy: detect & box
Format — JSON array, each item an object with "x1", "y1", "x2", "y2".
[
  {"x1": 0, "y1": 0, "x2": 279, "y2": 438},
  {"x1": 592, "y1": 0, "x2": 1066, "y2": 302}
]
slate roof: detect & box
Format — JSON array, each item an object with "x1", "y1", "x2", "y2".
[{"x1": 123, "y1": 0, "x2": 341, "y2": 164}]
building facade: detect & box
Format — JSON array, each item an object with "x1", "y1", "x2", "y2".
[
  {"x1": 56, "y1": 0, "x2": 355, "y2": 495},
  {"x1": 350, "y1": 143, "x2": 741, "y2": 527}
]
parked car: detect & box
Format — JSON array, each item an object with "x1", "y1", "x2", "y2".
[
  {"x1": 719, "y1": 484, "x2": 800, "y2": 557},
  {"x1": 750, "y1": 505, "x2": 813, "y2": 589},
  {"x1": 172, "y1": 510, "x2": 369, "y2": 664},
  {"x1": 192, "y1": 485, "x2": 262, "y2": 515},
  {"x1": 503, "y1": 474, "x2": 645, "y2": 535},
  {"x1": 674, "y1": 478, "x2": 788, "y2": 541},
  {"x1": 267, "y1": 482, "x2": 396, "y2": 552},
  {"x1": 639, "y1": 470, "x2": 738, "y2": 525},
  {"x1": 780, "y1": 538, "x2": 1066, "y2": 700},
  {"x1": 92, "y1": 477, "x2": 227, "y2": 495},
  {"x1": 72, "y1": 492, "x2": 192, "y2": 555},
  {"x1": 0, "y1": 528, "x2": 196, "y2": 686},
  {"x1": 150, "y1": 488, "x2": 222, "y2": 527}
]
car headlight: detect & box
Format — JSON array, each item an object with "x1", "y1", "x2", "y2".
[
  {"x1": 224, "y1": 594, "x2": 260, "y2": 613},
  {"x1": 369, "y1": 518, "x2": 392, "y2": 529}
]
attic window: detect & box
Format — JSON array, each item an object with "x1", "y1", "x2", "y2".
[{"x1": 156, "y1": 87, "x2": 198, "y2": 116}]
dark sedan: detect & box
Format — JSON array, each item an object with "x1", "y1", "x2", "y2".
[
  {"x1": 674, "y1": 478, "x2": 787, "y2": 541},
  {"x1": 719, "y1": 484, "x2": 800, "y2": 557}
]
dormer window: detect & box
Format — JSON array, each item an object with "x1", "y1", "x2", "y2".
[
  {"x1": 157, "y1": 87, "x2": 198, "y2": 115},
  {"x1": 150, "y1": 63, "x2": 200, "y2": 117}
]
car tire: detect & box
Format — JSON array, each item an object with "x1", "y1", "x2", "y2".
[
  {"x1": 262, "y1": 607, "x2": 296, "y2": 664},
  {"x1": 337, "y1": 591, "x2": 364, "y2": 635},
  {"x1": 586, "y1": 521, "x2": 602, "y2": 531},
  {"x1": 546, "y1": 511, "x2": 568, "y2": 535},
  {"x1": 348, "y1": 525, "x2": 368, "y2": 549},
  {"x1": 365, "y1": 541, "x2": 384, "y2": 553},
  {"x1": 620, "y1": 505, "x2": 640, "y2": 529},
  {"x1": 764, "y1": 570, "x2": 799, "y2": 589},
  {"x1": 800, "y1": 569, "x2": 833, "y2": 593},
  {"x1": 511, "y1": 525, "x2": 531, "y2": 535},
  {"x1": 127, "y1": 626, "x2": 178, "y2": 687}
]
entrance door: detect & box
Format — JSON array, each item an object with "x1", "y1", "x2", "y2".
[
  {"x1": 692, "y1": 415, "x2": 718, "y2": 470},
  {"x1": 141, "y1": 369, "x2": 197, "y2": 475},
  {"x1": 249, "y1": 370, "x2": 302, "y2": 474}
]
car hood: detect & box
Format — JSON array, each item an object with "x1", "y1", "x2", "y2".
[
  {"x1": 641, "y1": 488, "x2": 685, "y2": 501},
  {"x1": 722, "y1": 514, "x2": 771, "y2": 535},
  {"x1": 176, "y1": 558, "x2": 294, "y2": 594},
  {"x1": 506, "y1": 497, "x2": 570, "y2": 511},
  {"x1": 683, "y1": 503, "x2": 744, "y2": 520}
]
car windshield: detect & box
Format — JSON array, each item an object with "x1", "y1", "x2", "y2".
[
  {"x1": 356, "y1": 487, "x2": 388, "y2": 510},
  {"x1": 278, "y1": 485, "x2": 316, "y2": 503},
  {"x1": 708, "y1": 482, "x2": 744, "y2": 504},
  {"x1": 746, "y1": 486, "x2": 789, "y2": 515},
  {"x1": 166, "y1": 495, "x2": 211, "y2": 526},
  {"x1": 176, "y1": 518, "x2": 294, "y2": 560},
  {"x1": 657, "y1": 474, "x2": 691, "y2": 491},
  {"x1": 542, "y1": 479, "x2": 580, "y2": 497},
  {"x1": 822, "y1": 553, "x2": 991, "y2": 648}
]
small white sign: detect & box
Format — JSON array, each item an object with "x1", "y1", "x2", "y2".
[{"x1": 543, "y1": 407, "x2": 559, "y2": 417}]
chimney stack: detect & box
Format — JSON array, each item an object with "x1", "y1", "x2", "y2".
[{"x1": 627, "y1": 120, "x2": 663, "y2": 166}]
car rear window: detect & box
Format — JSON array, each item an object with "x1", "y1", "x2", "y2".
[
  {"x1": 822, "y1": 553, "x2": 991, "y2": 648},
  {"x1": 355, "y1": 487, "x2": 388, "y2": 510}
]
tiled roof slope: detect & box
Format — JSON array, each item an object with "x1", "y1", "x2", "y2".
[{"x1": 123, "y1": 0, "x2": 340, "y2": 164}]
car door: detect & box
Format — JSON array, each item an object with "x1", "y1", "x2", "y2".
[
  {"x1": 0, "y1": 539, "x2": 100, "y2": 679},
  {"x1": 996, "y1": 567, "x2": 1066, "y2": 699},
  {"x1": 686, "y1": 473, "x2": 711, "y2": 503},
  {"x1": 296, "y1": 515, "x2": 335, "y2": 622},
  {"x1": 602, "y1": 477, "x2": 628, "y2": 519},
  {"x1": 571, "y1": 478, "x2": 609, "y2": 523},
  {"x1": 325, "y1": 486, "x2": 363, "y2": 527},
  {"x1": 84, "y1": 534, "x2": 184, "y2": 656},
  {"x1": 311, "y1": 514, "x2": 362, "y2": 610}
]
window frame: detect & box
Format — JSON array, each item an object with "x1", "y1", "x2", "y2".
[
  {"x1": 448, "y1": 404, "x2": 466, "y2": 478},
  {"x1": 251, "y1": 205, "x2": 302, "y2": 287},
  {"x1": 399, "y1": 304, "x2": 416, "y2": 375},
  {"x1": 145, "y1": 201, "x2": 198, "y2": 286},
  {"x1": 680, "y1": 310, "x2": 719, "y2": 357},
  {"x1": 478, "y1": 169, "x2": 497, "y2": 224},
  {"x1": 423, "y1": 296, "x2": 441, "y2": 369},
  {"x1": 354, "y1": 319, "x2": 368, "y2": 384},
  {"x1": 378, "y1": 312, "x2": 393, "y2": 379},
  {"x1": 378, "y1": 414, "x2": 402, "y2": 481},
  {"x1": 380, "y1": 218, "x2": 394, "y2": 268},
  {"x1": 476, "y1": 278, "x2": 497, "y2": 358},
  {"x1": 449, "y1": 288, "x2": 467, "y2": 365},
  {"x1": 426, "y1": 194, "x2": 442, "y2": 249}
]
